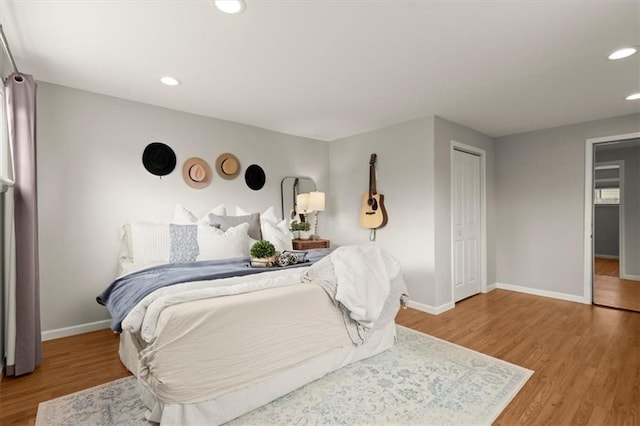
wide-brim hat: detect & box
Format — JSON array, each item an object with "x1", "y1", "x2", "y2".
[
  {"x1": 215, "y1": 153, "x2": 240, "y2": 180},
  {"x1": 143, "y1": 142, "x2": 176, "y2": 176},
  {"x1": 183, "y1": 157, "x2": 212, "y2": 189},
  {"x1": 245, "y1": 164, "x2": 266, "y2": 191}
]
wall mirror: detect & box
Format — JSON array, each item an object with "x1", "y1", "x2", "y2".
[{"x1": 280, "y1": 176, "x2": 316, "y2": 220}]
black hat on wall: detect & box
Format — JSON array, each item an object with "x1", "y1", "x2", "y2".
[
  {"x1": 244, "y1": 164, "x2": 266, "y2": 191},
  {"x1": 142, "y1": 142, "x2": 176, "y2": 176}
]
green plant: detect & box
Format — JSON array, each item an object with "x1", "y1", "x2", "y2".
[
  {"x1": 250, "y1": 240, "x2": 276, "y2": 258},
  {"x1": 291, "y1": 221, "x2": 311, "y2": 232}
]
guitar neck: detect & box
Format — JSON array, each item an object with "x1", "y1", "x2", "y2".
[{"x1": 369, "y1": 163, "x2": 377, "y2": 196}]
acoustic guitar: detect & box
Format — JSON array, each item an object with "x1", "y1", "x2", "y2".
[{"x1": 359, "y1": 153, "x2": 388, "y2": 237}]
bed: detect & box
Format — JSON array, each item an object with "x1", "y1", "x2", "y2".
[{"x1": 98, "y1": 206, "x2": 408, "y2": 425}]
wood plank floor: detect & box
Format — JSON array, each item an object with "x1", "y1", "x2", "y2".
[
  {"x1": 594, "y1": 257, "x2": 640, "y2": 312},
  {"x1": 0, "y1": 330, "x2": 129, "y2": 425},
  {"x1": 595, "y1": 257, "x2": 620, "y2": 277},
  {"x1": 397, "y1": 290, "x2": 639, "y2": 425},
  {"x1": 1, "y1": 289, "x2": 638, "y2": 425}
]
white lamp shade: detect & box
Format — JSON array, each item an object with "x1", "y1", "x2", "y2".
[
  {"x1": 308, "y1": 191, "x2": 325, "y2": 212},
  {"x1": 296, "y1": 193, "x2": 310, "y2": 214}
]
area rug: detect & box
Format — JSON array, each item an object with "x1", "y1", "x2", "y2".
[{"x1": 36, "y1": 326, "x2": 533, "y2": 425}]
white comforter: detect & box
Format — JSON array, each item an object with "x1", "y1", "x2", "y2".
[
  {"x1": 122, "y1": 268, "x2": 305, "y2": 343},
  {"x1": 122, "y1": 246, "x2": 406, "y2": 344},
  {"x1": 330, "y1": 245, "x2": 400, "y2": 327}
]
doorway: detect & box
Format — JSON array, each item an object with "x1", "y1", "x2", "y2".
[
  {"x1": 586, "y1": 135, "x2": 640, "y2": 312},
  {"x1": 451, "y1": 141, "x2": 487, "y2": 302}
]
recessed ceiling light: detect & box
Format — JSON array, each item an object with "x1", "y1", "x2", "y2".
[
  {"x1": 625, "y1": 92, "x2": 640, "y2": 101},
  {"x1": 160, "y1": 76, "x2": 180, "y2": 86},
  {"x1": 608, "y1": 47, "x2": 637, "y2": 60},
  {"x1": 214, "y1": 0, "x2": 245, "y2": 14}
]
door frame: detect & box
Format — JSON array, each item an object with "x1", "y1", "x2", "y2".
[
  {"x1": 584, "y1": 131, "x2": 640, "y2": 303},
  {"x1": 450, "y1": 140, "x2": 487, "y2": 303}
]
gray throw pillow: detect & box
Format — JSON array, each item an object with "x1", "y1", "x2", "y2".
[
  {"x1": 169, "y1": 224, "x2": 199, "y2": 263},
  {"x1": 208, "y1": 213, "x2": 262, "y2": 241}
]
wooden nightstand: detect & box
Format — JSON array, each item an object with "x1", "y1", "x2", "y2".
[{"x1": 292, "y1": 239, "x2": 330, "y2": 250}]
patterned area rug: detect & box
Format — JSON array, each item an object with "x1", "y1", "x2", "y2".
[{"x1": 36, "y1": 326, "x2": 533, "y2": 425}]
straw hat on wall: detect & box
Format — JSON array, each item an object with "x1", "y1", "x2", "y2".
[
  {"x1": 183, "y1": 157, "x2": 212, "y2": 189},
  {"x1": 215, "y1": 153, "x2": 240, "y2": 180}
]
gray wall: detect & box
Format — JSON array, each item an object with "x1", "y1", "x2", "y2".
[
  {"x1": 433, "y1": 116, "x2": 496, "y2": 307},
  {"x1": 496, "y1": 113, "x2": 640, "y2": 297},
  {"x1": 594, "y1": 206, "x2": 619, "y2": 257},
  {"x1": 328, "y1": 115, "x2": 495, "y2": 310},
  {"x1": 37, "y1": 83, "x2": 329, "y2": 332},
  {"x1": 595, "y1": 145, "x2": 640, "y2": 277},
  {"x1": 329, "y1": 117, "x2": 436, "y2": 307}
]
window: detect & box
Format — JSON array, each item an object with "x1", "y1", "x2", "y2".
[{"x1": 594, "y1": 187, "x2": 620, "y2": 205}]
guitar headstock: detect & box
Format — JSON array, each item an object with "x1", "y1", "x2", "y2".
[{"x1": 369, "y1": 153, "x2": 377, "y2": 165}]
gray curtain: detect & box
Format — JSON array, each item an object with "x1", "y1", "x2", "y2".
[{"x1": 4, "y1": 73, "x2": 41, "y2": 376}]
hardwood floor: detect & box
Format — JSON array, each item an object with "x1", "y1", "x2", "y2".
[
  {"x1": 0, "y1": 330, "x2": 129, "y2": 425},
  {"x1": 593, "y1": 257, "x2": 640, "y2": 312},
  {"x1": 1, "y1": 289, "x2": 638, "y2": 425},
  {"x1": 397, "y1": 290, "x2": 639, "y2": 425},
  {"x1": 595, "y1": 257, "x2": 620, "y2": 277}
]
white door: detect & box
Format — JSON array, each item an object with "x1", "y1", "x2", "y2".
[{"x1": 452, "y1": 149, "x2": 482, "y2": 302}]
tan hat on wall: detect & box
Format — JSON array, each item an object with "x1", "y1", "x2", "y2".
[
  {"x1": 215, "y1": 153, "x2": 240, "y2": 180},
  {"x1": 183, "y1": 157, "x2": 212, "y2": 189}
]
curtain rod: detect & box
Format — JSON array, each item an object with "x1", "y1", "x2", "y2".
[{"x1": 0, "y1": 24, "x2": 19, "y2": 75}]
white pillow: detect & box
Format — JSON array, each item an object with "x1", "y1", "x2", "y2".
[
  {"x1": 119, "y1": 224, "x2": 133, "y2": 261},
  {"x1": 129, "y1": 222, "x2": 171, "y2": 264},
  {"x1": 174, "y1": 204, "x2": 227, "y2": 225},
  {"x1": 235, "y1": 206, "x2": 280, "y2": 224},
  {"x1": 197, "y1": 223, "x2": 249, "y2": 261},
  {"x1": 261, "y1": 220, "x2": 293, "y2": 252}
]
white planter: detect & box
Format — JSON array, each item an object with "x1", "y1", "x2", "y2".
[
  {"x1": 250, "y1": 256, "x2": 274, "y2": 267},
  {"x1": 299, "y1": 230, "x2": 312, "y2": 240}
]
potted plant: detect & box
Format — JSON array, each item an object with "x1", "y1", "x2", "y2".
[
  {"x1": 250, "y1": 240, "x2": 276, "y2": 267},
  {"x1": 297, "y1": 221, "x2": 312, "y2": 240},
  {"x1": 289, "y1": 221, "x2": 301, "y2": 239},
  {"x1": 290, "y1": 221, "x2": 311, "y2": 239}
]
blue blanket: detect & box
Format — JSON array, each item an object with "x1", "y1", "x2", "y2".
[{"x1": 97, "y1": 249, "x2": 331, "y2": 333}]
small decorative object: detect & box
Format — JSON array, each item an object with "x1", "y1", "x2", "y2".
[
  {"x1": 274, "y1": 250, "x2": 308, "y2": 267},
  {"x1": 293, "y1": 221, "x2": 311, "y2": 240},
  {"x1": 142, "y1": 142, "x2": 176, "y2": 176},
  {"x1": 215, "y1": 153, "x2": 241, "y2": 180},
  {"x1": 245, "y1": 164, "x2": 266, "y2": 190},
  {"x1": 182, "y1": 157, "x2": 212, "y2": 189},
  {"x1": 250, "y1": 240, "x2": 276, "y2": 267}
]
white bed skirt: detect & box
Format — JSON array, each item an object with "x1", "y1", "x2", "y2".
[{"x1": 122, "y1": 322, "x2": 397, "y2": 426}]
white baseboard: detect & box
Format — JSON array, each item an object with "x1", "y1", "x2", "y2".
[
  {"x1": 621, "y1": 274, "x2": 640, "y2": 281},
  {"x1": 495, "y1": 282, "x2": 590, "y2": 305},
  {"x1": 485, "y1": 283, "x2": 497, "y2": 292},
  {"x1": 595, "y1": 254, "x2": 619, "y2": 259},
  {"x1": 41, "y1": 319, "x2": 111, "y2": 342},
  {"x1": 407, "y1": 299, "x2": 455, "y2": 315}
]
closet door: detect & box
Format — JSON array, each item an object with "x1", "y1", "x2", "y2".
[{"x1": 452, "y1": 149, "x2": 482, "y2": 302}]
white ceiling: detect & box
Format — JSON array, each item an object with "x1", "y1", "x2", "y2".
[{"x1": 1, "y1": 0, "x2": 639, "y2": 141}]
